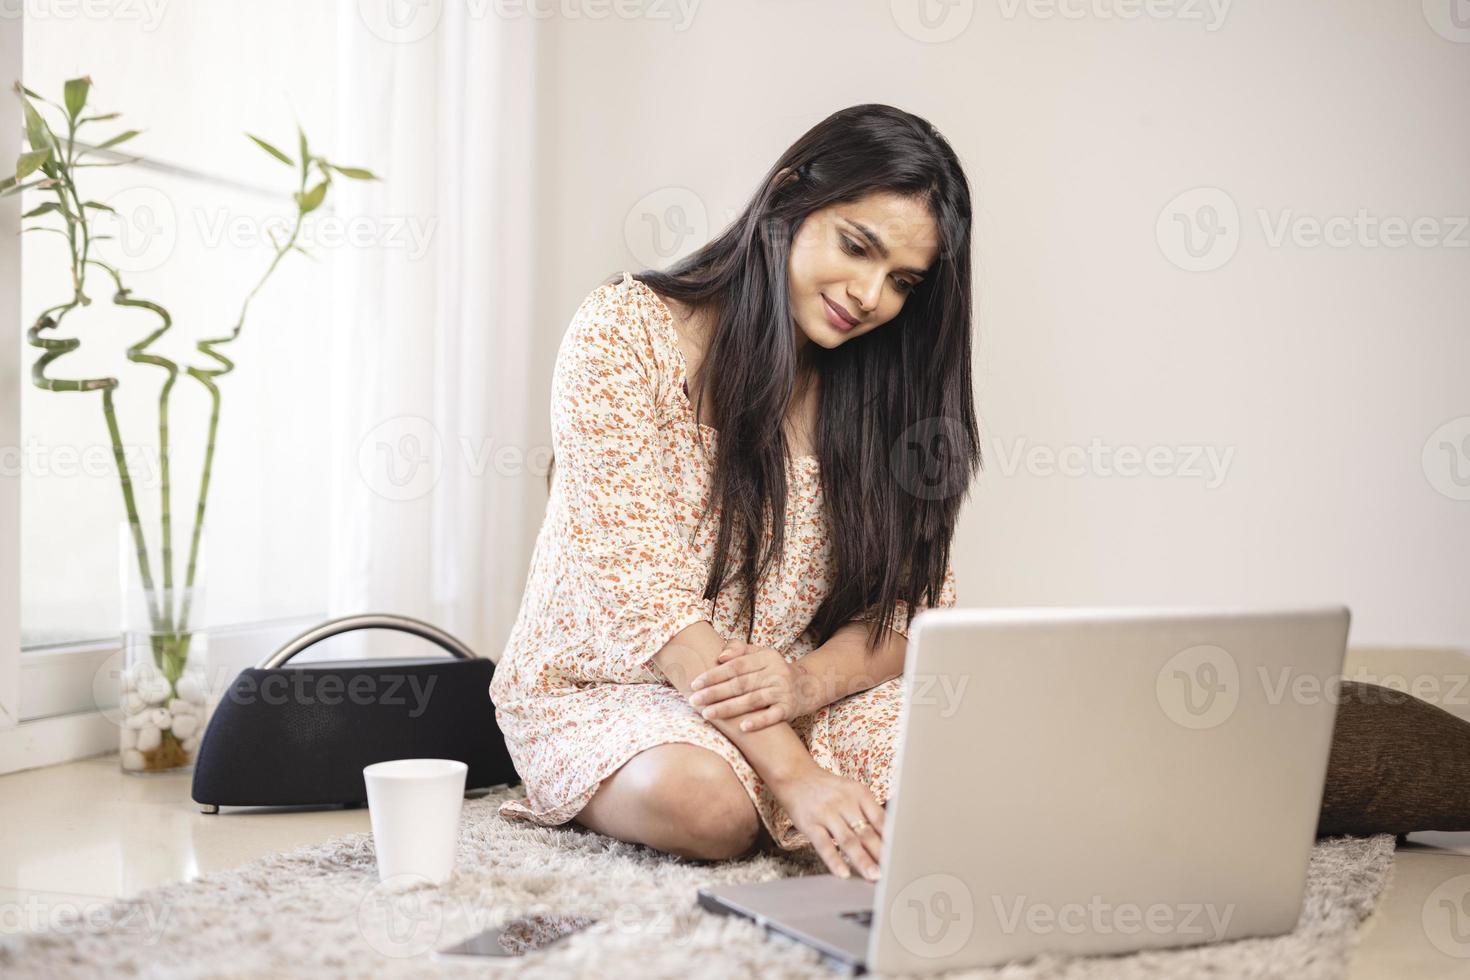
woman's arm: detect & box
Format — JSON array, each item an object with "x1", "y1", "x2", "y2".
[
  {"x1": 793, "y1": 621, "x2": 907, "y2": 714},
  {"x1": 796, "y1": 560, "x2": 960, "y2": 713},
  {"x1": 685, "y1": 563, "x2": 960, "y2": 725},
  {"x1": 681, "y1": 625, "x2": 903, "y2": 729},
  {"x1": 657, "y1": 621, "x2": 889, "y2": 879},
  {"x1": 653, "y1": 620, "x2": 823, "y2": 786}
]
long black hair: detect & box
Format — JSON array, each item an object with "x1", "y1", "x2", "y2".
[{"x1": 551, "y1": 103, "x2": 979, "y2": 653}]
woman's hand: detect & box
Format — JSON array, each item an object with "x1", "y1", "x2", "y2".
[
  {"x1": 767, "y1": 764, "x2": 886, "y2": 880},
  {"x1": 688, "y1": 640, "x2": 813, "y2": 732}
]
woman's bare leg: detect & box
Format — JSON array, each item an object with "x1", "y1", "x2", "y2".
[{"x1": 571, "y1": 742, "x2": 764, "y2": 861}]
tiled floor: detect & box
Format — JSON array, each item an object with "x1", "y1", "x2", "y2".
[{"x1": 2, "y1": 751, "x2": 1469, "y2": 975}]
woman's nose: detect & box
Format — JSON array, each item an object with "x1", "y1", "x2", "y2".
[{"x1": 849, "y1": 276, "x2": 882, "y2": 314}]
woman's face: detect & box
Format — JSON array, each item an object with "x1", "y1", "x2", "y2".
[{"x1": 787, "y1": 190, "x2": 941, "y2": 350}]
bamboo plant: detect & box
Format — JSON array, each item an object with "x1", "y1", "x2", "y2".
[{"x1": 5, "y1": 76, "x2": 377, "y2": 766}]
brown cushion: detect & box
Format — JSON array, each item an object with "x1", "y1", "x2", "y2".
[{"x1": 1317, "y1": 680, "x2": 1470, "y2": 837}]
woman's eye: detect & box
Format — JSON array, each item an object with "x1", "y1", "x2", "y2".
[{"x1": 841, "y1": 233, "x2": 916, "y2": 294}]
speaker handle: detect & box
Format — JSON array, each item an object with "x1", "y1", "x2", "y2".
[{"x1": 258, "y1": 613, "x2": 478, "y2": 668}]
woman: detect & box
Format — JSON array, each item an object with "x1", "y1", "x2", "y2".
[{"x1": 490, "y1": 103, "x2": 977, "y2": 882}]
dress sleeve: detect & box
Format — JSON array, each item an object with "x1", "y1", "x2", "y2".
[
  {"x1": 852, "y1": 559, "x2": 957, "y2": 641},
  {"x1": 551, "y1": 280, "x2": 714, "y2": 683}
]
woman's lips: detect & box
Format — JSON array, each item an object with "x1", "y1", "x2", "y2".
[{"x1": 822, "y1": 294, "x2": 857, "y2": 331}]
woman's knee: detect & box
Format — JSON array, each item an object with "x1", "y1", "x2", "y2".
[{"x1": 630, "y1": 745, "x2": 761, "y2": 860}]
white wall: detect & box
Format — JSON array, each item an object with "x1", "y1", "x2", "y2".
[{"x1": 534, "y1": 0, "x2": 1469, "y2": 648}]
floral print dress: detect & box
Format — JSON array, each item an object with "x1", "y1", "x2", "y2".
[{"x1": 490, "y1": 271, "x2": 957, "y2": 850}]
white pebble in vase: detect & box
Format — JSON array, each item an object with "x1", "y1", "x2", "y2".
[
  {"x1": 122, "y1": 749, "x2": 146, "y2": 771},
  {"x1": 139, "y1": 677, "x2": 172, "y2": 706},
  {"x1": 182, "y1": 734, "x2": 201, "y2": 756},
  {"x1": 136, "y1": 725, "x2": 162, "y2": 753},
  {"x1": 147, "y1": 707, "x2": 171, "y2": 730},
  {"x1": 168, "y1": 698, "x2": 194, "y2": 717},
  {"x1": 120, "y1": 725, "x2": 138, "y2": 751},
  {"x1": 124, "y1": 710, "x2": 149, "y2": 730},
  {"x1": 176, "y1": 675, "x2": 205, "y2": 705},
  {"x1": 171, "y1": 713, "x2": 198, "y2": 740}
]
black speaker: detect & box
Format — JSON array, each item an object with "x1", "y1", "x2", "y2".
[{"x1": 190, "y1": 613, "x2": 520, "y2": 812}]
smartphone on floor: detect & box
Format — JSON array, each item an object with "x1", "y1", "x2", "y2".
[{"x1": 432, "y1": 912, "x2": 598, "y2": 959}]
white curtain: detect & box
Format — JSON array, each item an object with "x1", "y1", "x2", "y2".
[{"x1": 325, "y1": 4, "x2": 543, "y2": 662}]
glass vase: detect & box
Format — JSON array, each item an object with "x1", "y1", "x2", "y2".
[{"x1": 117, "y1": 520, "x2": 212, "y2": 774}]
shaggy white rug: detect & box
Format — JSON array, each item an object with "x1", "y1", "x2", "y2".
[{"x1": 0, "y1": 784, "x2": 1396, "y2": 979}]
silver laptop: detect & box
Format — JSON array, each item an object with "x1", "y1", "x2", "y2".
[{"x1": 697, "y1": 605, "x2": 1350, "y2": 975}]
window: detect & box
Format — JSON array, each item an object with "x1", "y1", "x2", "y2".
[{"x1": 8, "y1": 6, "x2": 339, "y2": 721}]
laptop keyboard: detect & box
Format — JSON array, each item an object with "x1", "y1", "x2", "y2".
[{"x1": 840, "y1": 908, "x2": 874, "y2": 928}]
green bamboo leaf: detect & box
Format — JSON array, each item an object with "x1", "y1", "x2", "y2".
[
  {"x1": 63, "y1": 77, "x2": 91, "y2": 119},
  {"x1": 297, "y1": 125, "x2": 310, "y2": 176},
  {"x1": 290, "y1": 243, "x2": 317, "y2": 262},
  {"x1": 16, "y1": 148, "x2": 51, "y2": 181},
  {"x1": 21, "y1": 201, "x2": 60, "y2": 218},
  {"x1": 21, "y1": 226, "x2": 70, "y2": 238},
  {"x1": 1, "y1": 178, "x2": 50, "y2": 197},
  {"x1": 82, "y1": 200, "x2": 116, "y2": 212},
  {"x1": 0, "y1": 175, "x2": 14, "y2": 192},
  {"x1": 96, "y1": 129, "x2": 141, "y2": 150},
  {"x1": 15, "y1": 84, "x2": 64, "y2": 114},
  {"x1": 246, "y1": 133, "x2": 293, "y2": 167},
  {"x1": 21, "y1": 99, "x2": 52, "y2": 152},
  {"x1": 80, "y1": 111, "x2": 121, "y2": 124},
  {"x1": 327, "y1": 163, "x2": 379, "y2": 181},
  {"x1": 295, "y1": 180, "x2": 328, "y2": 214}
]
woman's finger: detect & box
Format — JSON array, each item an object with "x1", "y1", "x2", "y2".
[
  {"x1": 849, "y1": 809, "x2": 884, "y2": 871},
  {"x1": 859, "y1": 794, "x2": 887, "y2": 842},
  {"x1": 692, "y1": 655, "x2": 759, "y2": 692},
  {"x1": 691, "y1": 661, "x2": 733, "y2": 690},
  {"x1": 808, "y1": 825, "x2": 850, "y2": 879},
  {"x1": 827, "y1": 818, "x2": 878, "y2": 881},
  {"x1": 716, "y1": 643, "x2": 751, "y2": 663},
  {"x1": 733, "y1": 704, "x2": 786, "y2": 732},
  {"x1": 716, "y1": 640, "x2": 750, "y2": 661},
  {"x1": 689, "y1": 672, "x2": 760, "y2": 707},
  {"x1": 700, "y1": 688, "x2": 774, "y2": 722}
]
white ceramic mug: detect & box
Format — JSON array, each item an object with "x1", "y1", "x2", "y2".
[{"x1": 363, "y1": 758, "x2": 468, "y2": 885}]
